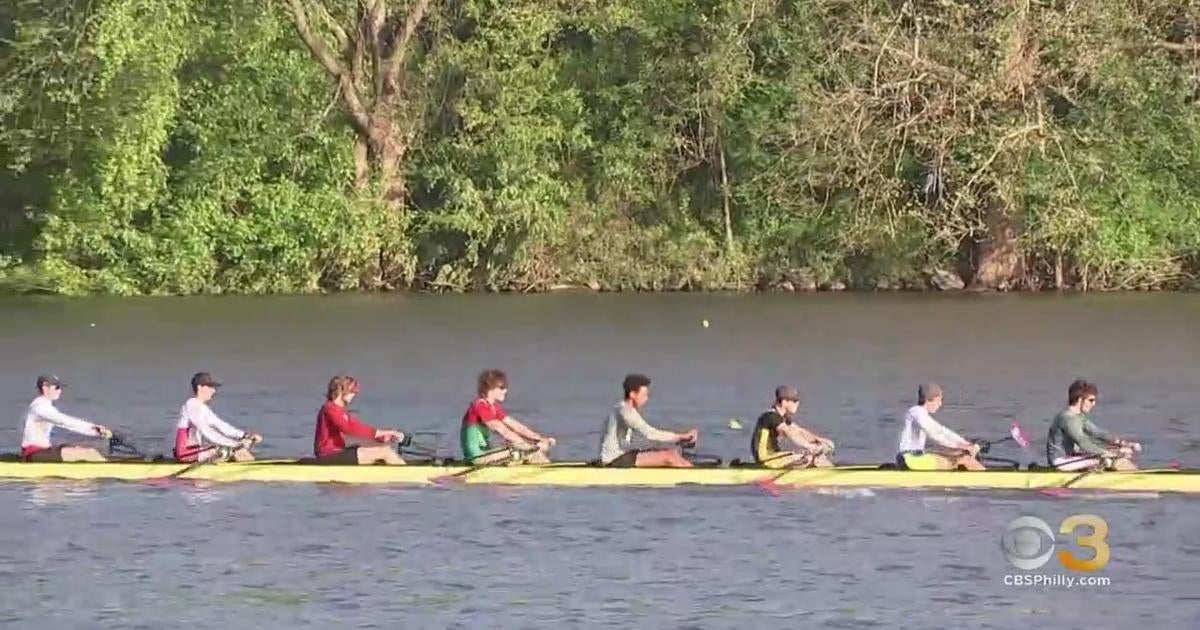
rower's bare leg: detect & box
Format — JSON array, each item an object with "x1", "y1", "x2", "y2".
[
  {"x1": 230, "y1": 448, "x2": 255, "y2": 462},
  {"x1": 59, "y1": 446, "x2": 107, "y2": 462},
  {"x1": 1110, "y1": 457, "x2": 1137, "y2": 471},
  {"x1": 522, "y1": 450, "x2": 551, "y2": 464},
  {"x1": 634, "y1": 449, "x2": 693, "y2": 468},
  {"x1": 955, "y1": 455, "x2": 986, "y2": 471},
  {"x1": 357, "y1": 445, "x2": 405, "y2": 465}
]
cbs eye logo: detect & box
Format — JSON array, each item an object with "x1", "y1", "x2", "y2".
[{"x1": 1001, "y1": 515, "x2": 1110, "y2": 571}]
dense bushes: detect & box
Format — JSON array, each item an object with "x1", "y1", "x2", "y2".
[{"x1": 2, "y1": 0, "x2": 1197, "y2": 294}]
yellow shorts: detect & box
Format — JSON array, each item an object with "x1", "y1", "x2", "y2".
[{"x1": 897, "y1": 451, "x2": 943, "y2": 471}]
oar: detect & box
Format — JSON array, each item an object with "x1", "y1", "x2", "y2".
[
  {"x1": 967, "y1": 422, "x2": 1035, "y2": 470},
  {"x1": 725, "y1": 417, "x2": 836, "y2": 493},
  {"x1": 397, "y1": 435, "x2": 451, "y2": 464},
  {"x1": 429, "y1": 443, "x2": 540, "y2": 486},
  {"x1": 107, "y1": 432, "x2": 155, "y2": 460},
  {"x1": 154, "y1": 446, "x2": 230, "y2": 482},
  {"x1": 1039, "y1": 442, "x2": 1141, "y2": 498},
  {"x1": 679, "y1": 440, "x2": 724, "y2": 467},
  {"x1": 751, "y1": 443, "x2": 840, "y2": 496},
  {"x1": 149, "y1": 437, "x2": 256, "y2": 483}
]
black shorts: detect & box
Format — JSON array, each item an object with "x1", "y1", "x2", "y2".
[
  {"x1": 606, "y1": 450, "x2": 640, "y2": 468},
  {"x1": 310, "y1": 447, "x2": 361, "y2": 465}
]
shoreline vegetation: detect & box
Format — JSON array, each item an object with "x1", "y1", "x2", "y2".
[{"x1": 2, "y1": 1, "x2": 1198, "y2": 296}]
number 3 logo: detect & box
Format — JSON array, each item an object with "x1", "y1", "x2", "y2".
[{"x1": 1057, "y1": 514, "x2": 1110, "y2": 571}]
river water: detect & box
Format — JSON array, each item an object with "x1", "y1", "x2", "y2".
[{"x1": 0, "y1": 293, "x2": 1197, "y2": 628}]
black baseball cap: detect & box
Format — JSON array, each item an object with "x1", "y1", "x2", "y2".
[
  {"x1": 190, "y1": 372, "x2": 222, "y2": 389},
  {"x1": 36, "y1": 375, "x2": 64, "y2": 390},
  {"x1": 775, "y1": 386, "x2": 800, "y2": 402}
]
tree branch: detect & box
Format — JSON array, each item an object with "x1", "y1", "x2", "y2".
[
  {"x1": 1146, "y1": 40, "x2": 1200, "y2": 54},
  {"x1": 285, "y1": 0, "x2": 372, "y2": 134},
  {"x1": 286, "y1": 0, "x2": 346, "y2": 78},
  {"x1": 381, "y1": 0, "x2": 431, "y2": 97},
  {"x1": 369, "y1": 0, "x2": 386, "y2": 101},
  {"x1": 313, "y1": 3, "x2": 350, "y2": 53},
  {"x1": 844, "y1": 41, "x2": 971, "y2": 84}
]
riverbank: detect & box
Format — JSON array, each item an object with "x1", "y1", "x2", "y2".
[{"x1": 3, "y1": 1, "x2": 1198, "y2": 297}]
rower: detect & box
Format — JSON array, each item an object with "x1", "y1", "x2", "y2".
[
  {"x1": 752, "y1": 386, "x2": 835, "y2": 468},
  {"x1": 21, "y1": 375, "x2": 113, "y2": 462},
  {"x1": 313, "y1": 375, "x2": 406, "y2": 464},
  {"x1": 175, "y1": 372, "x2": 262, "y2": 462},
  {"x1": 460, "y1": 369, "x2": 555, "y2": 465},
  {"x1": 1047, "y1": 379, "x2": 1139, "y2": 471},
  {"x1": 896, "y1": 383, "x2": 983, "y2": 471},
  {"x1": 598, "y1": 374, "x2": 697, "y2": 467}
]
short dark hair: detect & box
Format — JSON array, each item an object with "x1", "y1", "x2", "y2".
[
  {"x1": 1068, "y1": 379, "x2": 1098, "y2": 405},
  {"x1": 622, "y1": 374, "x2": 651, "y2": 398},
  {"x1": 478, "y1": 369, "x2": 508, "y2": 396}
]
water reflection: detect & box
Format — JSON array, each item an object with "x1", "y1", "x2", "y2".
[{"x1": 22, "y1": 481, "x2": 98, "y2": 507}]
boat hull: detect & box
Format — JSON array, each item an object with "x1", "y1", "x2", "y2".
[{"x1": 0, "y1": 462, "x2": 1197, "y2": 493}]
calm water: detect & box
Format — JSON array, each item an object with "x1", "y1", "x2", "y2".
[{"x1": 0, "y1": 293, "x2": 1198, "y2": 627}]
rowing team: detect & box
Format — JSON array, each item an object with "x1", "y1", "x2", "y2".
[{"x1": 18, "y1": 371, "x2": 1142, "y2": 472}]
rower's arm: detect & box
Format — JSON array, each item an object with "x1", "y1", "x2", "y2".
[
  {"x1": 780, "y1": 422, "x2": 825, "y2": 449},
  {"x1": 31, "y1": 399, "x2": 99, "y2": 436},
  {"x1": 485, "y1": 419, "x2": 532, "y2": 447},
  {"x1": 188, "y1": 402, "x2": 244, "y2": 447},
  {"x1": 325, "y1": 407, "x2": 381, "y2": 441},
  {"x1": 207, "y1": 408, "x2": 248, "y2": 442},
  {"x1": 1082, "y1": 418, "x2": 1118, "y2": 446},
  {"x1": 620, "y1": 406, "x2": 679, "y2": 443},
  {"x1": 1067, "y1": 416, "x2": 1111, "y2": 456},
  {"x1": 914, "y1": 412, "x2": 972, "y2": 450},
  {"x1": 501, "y1": 416, "x2": 545, "y2": 442}
]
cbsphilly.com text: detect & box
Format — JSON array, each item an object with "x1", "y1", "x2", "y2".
[{"x1": 1004, "y1": 574, "x2": 1111, "y2": 588}]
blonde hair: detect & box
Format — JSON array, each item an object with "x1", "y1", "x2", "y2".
[{"x1": 327, "y1": 374, "x2": 359, "y2": 401}]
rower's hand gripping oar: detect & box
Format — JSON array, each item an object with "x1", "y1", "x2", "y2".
[
  {"x1": 1040, "y1": 442, "x2": 1141, "y2": 497},
  {"x1": 679, "y1": 437, "x2": 723, "y2": 467},
  {"x1": 429, "y1": 440, "x2": 544, "y2": 486},
  {"x1": 152, "y1": 435, "x2": 259, "y2": 483},
  {"x1": 107, "y1": 431, "x2": 151, "y2": 460}
]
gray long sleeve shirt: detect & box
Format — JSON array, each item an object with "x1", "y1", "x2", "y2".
[{"x1": 598, "y1": 401, "x2": 676, "y2": 464}]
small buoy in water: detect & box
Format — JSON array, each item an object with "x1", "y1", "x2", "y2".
[
  {"x1": 702, "y1": 319, "x2": 710, "y2": 328},
  {"x1": 89, "y1": 323, "x2": 96, "y2": 327},
  {"x1": 729, "y1": 418, "x2": 743, "y2": 430}
]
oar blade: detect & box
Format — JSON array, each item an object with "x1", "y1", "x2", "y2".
[
  {"x1": 430, "y1": 473, "x2": 467, "y2": 487},
  {"x1": 1010, "y1": 422, "x2": 1033, "y2": 449},
  {"x1": 753, "y1": 476, "x2": 783, "y2": 497}
]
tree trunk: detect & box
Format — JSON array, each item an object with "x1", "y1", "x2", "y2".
[
  {"x1": 371, "y1": 124, "x2": 407, "y2": 206},
  {"x1": 717, "y1": 132, "x2": 734, "y2": 254},
  {"x1": 353, "y1": 137, "x2": 370, "y2": 191},
  {"x1": 970, "y1": 199, "x2": 1023, "y2": 290},
  {"x1": 285, "y1": 0, "x2": 430, "y2": 211}
]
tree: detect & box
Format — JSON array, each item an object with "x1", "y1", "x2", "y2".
[{"x1": 284, "y1": 0, "x2": 432, "y2": 209}]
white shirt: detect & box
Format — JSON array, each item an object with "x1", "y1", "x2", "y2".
[
  {"x1": 22, "y1": 396, "x2": 100, "y2": 449},
  {"x1": 176, "y1": 398, "x2": 246, "y2": 449},
  {"x1": 898, "y1": 404, "x2": 970, "y2": 454}
]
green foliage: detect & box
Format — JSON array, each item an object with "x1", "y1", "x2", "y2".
[{"x1": 1, "y1": 0, "x2": 1198, "y2": 294}]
